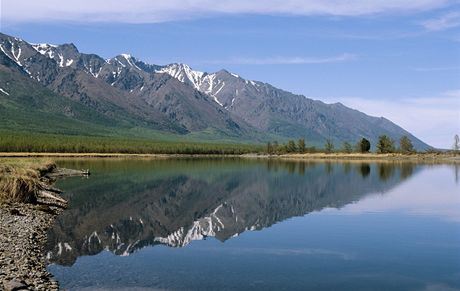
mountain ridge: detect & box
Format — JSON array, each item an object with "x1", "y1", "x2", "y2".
[{"x1": 0, "y1": 32, "x2": 430, "y2": 149}]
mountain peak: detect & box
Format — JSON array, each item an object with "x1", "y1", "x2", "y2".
[
  {"x1": 31, "y1": 43, "x2": 58, "y2": 50},
  {"x1": 59, "y1": 43, "x2": 79, "y2": 52},
  {"x1": 107, "y1": 54, "x2": 143, "y2": 71},
  {"x1": 156, "y1": 63, "x2": 206, "y2": 90},
  {"x1": 31, "y1": 43, "x2": 58, "y2": 57}
]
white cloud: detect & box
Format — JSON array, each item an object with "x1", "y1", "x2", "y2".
[
  {"x1": 322, "y1": 90, "x2": 460, "y2": 149},
  {"x1": 203, "y1": 53, "x2": 356, "y2": 65},
  {"x1": 421, "y1": 11, "x2": 460, "y2": 31},
  {"x1": 1, "y1": 0, "x2": 452, "y2": 24},
  {"x1": 412, "y1": 66, "x2": 460, "y2": 72}
]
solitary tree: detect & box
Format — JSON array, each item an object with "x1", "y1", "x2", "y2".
[
  {"x1": 324, "y1": 139, "x2": 334, "y2": 153},
  {"x1": 286, "y1": 140, "x2": 297, "y2": 153},
  {"x1": 342, "y1": 141, "x2": 352, "y2": 153},
  {"x1": 266, "y1": 142, "x2": 273, "y2": 154},
  {"x1": 377, "y1": 135, "x2": 395, "y2": 153},
  {"x1": 453, "y1": 134, "x2": 460, "y2": 153},
  {"x1": 399, "y1": 135, "x2": 415, "y2": 153},
  {"x1": 273, "y1": 141, "x2": 279, "y2": 154},
  {"x1": 297, "y1": 138, "x2": 306, "y2": 153},
  {"x1": 358, "y1": 138, "x2": 371, "y2": 153}
]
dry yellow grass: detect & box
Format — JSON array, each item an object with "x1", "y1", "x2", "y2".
[
  {"x1": 0, "y1": 160, "x2": 56, "y2": 203},
  {"x1": 245, "y1": 152, "x2": 460, "y2": 164}
]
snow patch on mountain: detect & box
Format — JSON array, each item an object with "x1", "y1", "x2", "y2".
[
  {"x1": 32, "y1": 43, "x2": 57, "y2": 59},
  {"x1": 155, "y1": 63, "x2": 262, "y2": 108},
  {"x1": 10, "y1": 41, "x2": 22, "y2": 66},
  {"x1": 0, "y1": 43, "x2": 26, "y2": 69},
  {"x1": 0, "y1": 88, "x2": 10, "y2": 95},
  {"x1": 32, "y1": 43, "x2": 76, "y2": 67},
  {"x1": 120, "y1": 54, "x2": 141, "y2": 70},
  {"x1": 156, "y1": 63, "x2": 246, "y2": 107},
  {"x1": 156, "y1": 63, "x2": 206, "y2": 90},
  {"x1": 32, "y1": 43, "x2": 58, "y2": 50}
]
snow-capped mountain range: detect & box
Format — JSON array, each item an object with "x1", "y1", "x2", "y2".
[
  {"x1": 0, "y1": 32, "x2": 429, "y2": 148},
  {"x1": 26, "y1": 40, "x2": 260, "y2": 110}
]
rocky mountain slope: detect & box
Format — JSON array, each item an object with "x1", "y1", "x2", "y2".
[
  {"x1": 0, "y1": 33, "x2": 252, "y2": 140},
  {"x1": 0, "y1": 32, "x2": 429, "y2": 148},
  {"x1": 157, "y1": 63, "x2": 429, "y2": 148}
]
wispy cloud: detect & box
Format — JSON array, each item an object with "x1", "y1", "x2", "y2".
[
  {"x1": 412, "y1": 66, "x2": 460, "y2": 72},
  {"x1": 203, "y1": 53, "x2": 356, "y2": 65},
  {"x1": 1, "y1": 0, "x2": 453, "y2": 24},
  {"x1": 421, "y1": 11, "x2": 460, "y2": 31},
  {"x1": 322, "y1": 90, "x2": 460, "y2": 149}
]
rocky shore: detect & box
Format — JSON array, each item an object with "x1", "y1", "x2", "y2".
[
  {"x1": 0, "y1": 202, "x2": 63, "y2": 290},
  {"x1": 0, "y1": 166, "x2": 88, "y2": 290}
]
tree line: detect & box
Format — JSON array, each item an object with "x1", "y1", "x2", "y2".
[
  {"x1": 266, "y1": 135, "x2": 416, "y2": 154},
  {"x1": 0, "y1": 132, "x2": 263, "y2": 154}
]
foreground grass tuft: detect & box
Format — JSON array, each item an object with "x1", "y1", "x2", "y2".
[{"x1": 0, "y1": 160, "x2": 55, "y2": 203}]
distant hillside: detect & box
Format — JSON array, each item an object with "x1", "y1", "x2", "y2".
[{"x1": 0, "y1": 32, "x2": 430, "y2": 149}]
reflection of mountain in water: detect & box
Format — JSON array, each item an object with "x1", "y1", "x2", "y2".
[{"x1": 46, "y1": 159, "x2": 418, "y2": 266}]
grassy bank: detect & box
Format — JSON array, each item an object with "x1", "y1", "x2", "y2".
[
  {"x1": 1, "y1": 152, "x2": 459, "y2": 164},
  {"x1": 0, "y1": 160, "x2": 56, "y2": 203},
  {"x1": 249, "y1": 152, "x2": 460, "y2": 164}
]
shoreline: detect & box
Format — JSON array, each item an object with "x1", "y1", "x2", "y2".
[
  {"x1": 0, "y1": 152, "x2": 459, "y2": 163},
  {"x1": 0, "y1": 165, "x2": 87, "y2": 290},
  {"x1": 249, "y1": 152, "x2": 460, "y2": 164},
  {"x1": 0, "y1": 202, "x2": 63, "y2": 290}
]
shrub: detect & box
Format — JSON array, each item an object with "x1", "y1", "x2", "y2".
[
  {"x1": 358, "y1": 138, "x2": 371, "y2": 153},
  {"x1": 324, "y1": 139, "x2": 334, "y2": 153},
  {"x1": 399, "y1": 136, "x2": 415, "y2": 153},
  {"x1": 342, "y1": 142, "x2": 352, "y2": 153},
  {"x1": 377, "y1": 135, "x2": 395, "y2": 153}
]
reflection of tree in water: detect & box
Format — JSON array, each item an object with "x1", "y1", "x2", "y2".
[
  {"x1": 400, "y1": 163, "x2": 414, "y2": 179},
  {"x1": 298, "y1": 162, "x2": 305, "y2": 176},
  {"x1": 373, "y1": 163, "x2": 415, "y2": 182},
  {"x1": 359, "y1": 163, "x2": 371, "y2": 178},
  {"x1": 264, "y1": 161, "x2": 416, "y2": 184},
  {"x1": 266, "y1": 160, "x2": 277, "y2": 172},
  {"x1": 287, "y1": 162, "x2": 296, "y2": 174},
  {"x1": 342, "y1": 163, "x2": 351, "y2": 175},
  {"x1": 378, "y1": 164, "x2": 395, "y2": 181},
  {"x1": 266, "y1": 161, "x2": 318, "y2": 176},
  {"x1": 454, "y1": 164, "x2": 459, "y2": 184},
  {"x1": 325, "y1": 162, "x2": 333, "y2": 174}
]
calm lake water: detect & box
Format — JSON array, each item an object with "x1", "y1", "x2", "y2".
[{"x1": 46, "y1": 159, "x2": 460, "y2": 291}]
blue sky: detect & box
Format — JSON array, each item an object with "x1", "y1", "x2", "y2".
[{"x1": 1, "y1": 0, "x2": 459, "y2": 148}]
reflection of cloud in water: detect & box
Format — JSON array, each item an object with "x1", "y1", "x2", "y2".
[
  {"x1": 421, "y1": 283, "x2": 460, "y2": 291},
  {"x1": 321, "y1": 166, "x2": 460, "y2": 222},
  {"x1": 193, "y1": 246, "x2": 354, "y2": 260}
]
